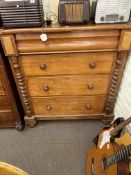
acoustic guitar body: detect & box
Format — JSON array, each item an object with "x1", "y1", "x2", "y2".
[
  {"x1": 87, "y1": 143, "x2": 129, "y2": 175},
  {"x1": 115, "y1": 133, "x2": 131, "y2": 172}
]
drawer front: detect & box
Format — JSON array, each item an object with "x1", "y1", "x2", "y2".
[
  {"x1": 27, "y1": 75, "x2": 109, "y2": 97},
  {"x1": 0, "y1": 79, "x2": 5, "y2": 95},
  {"x1": 0, "y1": 112, "x2": 14, "y2": 123},
  {"x1": 32, "y1": 96, "x2": 105, "y2": 115},
  {"x1": 16, "y1": 30, "x2": 119, "y2": 53},
  {"x1": 0, "y1": 96, "x2": 10, "y2": 110},
  {"x1": 21, "y1": 52, "x2": 115, "y2": 76}
]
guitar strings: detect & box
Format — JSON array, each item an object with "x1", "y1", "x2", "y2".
[{"x1": 87, "y1": 145, "x2": 131, "y2": 174}]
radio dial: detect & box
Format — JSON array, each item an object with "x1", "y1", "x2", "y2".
[
  {"x1": 120, "y1": 16, "x2": 124, "y2": 21},
  {"x1": 100, "y1": 17, "x2": 105, "y2": 22}
]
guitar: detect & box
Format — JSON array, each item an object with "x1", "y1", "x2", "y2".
[
  {"x1": 93, "y1": 117, "x2": 124, "y2": 146},
  {"x1": 96, "y1": 117, "x2": 131, "y2": 149},
  {"x1": 115, "y1": 132, "x2": 131, "y2": 172},
  {"x1": 87, "y1": 143, "x2": 131, "y2": 175}
]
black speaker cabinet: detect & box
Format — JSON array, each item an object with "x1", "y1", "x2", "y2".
[
  {"x1": 0, "y1": 0, "x2": 44, "y2": 28},
  {"x1": 58, "y1": 0, "x2": 90, "y2": 24}
]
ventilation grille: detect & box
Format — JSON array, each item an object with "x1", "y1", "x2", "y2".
[
  {"x1": 0, "y1": 5, "x2": 43, "y2": 27},
  {"x1": 65, "y1": 2, "x2": 84, "y2": 22},
  {"x1": 99, "y1": 0, "x2": 106, "y2": 13},
  {"x1": 107, "y1": 0, "x2": 119, "y2": 13},
  {"x1": 121, "y1": 0, "x2": 129, "y2": 13}
]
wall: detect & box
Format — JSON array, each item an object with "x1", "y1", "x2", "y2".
[
  {"x1": 50, "y1": 0, "x2": 59, "y2": 16},
  {"x1": 42, "y1": 0, "x2": 59, "y2": 20},
  {"x1": 114, "y1": 53, "x2": 131, "y2": 132}
]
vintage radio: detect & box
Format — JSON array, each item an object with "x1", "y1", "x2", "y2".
[
  {"x1": 58, "y1": 0, "x2": 90, "y2": 24},
  {"x1": 0, "y1": 0, "x2": 44, "y2": 28},
  {"x1": 95, "y1": 0, "x2": 131, "y2": 24}
]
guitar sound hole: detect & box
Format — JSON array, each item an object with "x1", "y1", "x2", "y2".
[
  {"x1": 102, "y1": 156, "x2": 108, "y2": 171},
  {"x1": 91, "y1": 158, "x2": 95, "y2": 175}
]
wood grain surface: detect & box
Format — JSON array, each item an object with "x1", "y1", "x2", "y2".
[
  {"x1": 119, "y1": 30, "x2": 131, "y2": 51},
  {"x1": 32, "y1": 95, "x2": 105, "y2": 115},
  {"x1": 1, "y1": 23, "x2": 131, "y2": 34},
  {"x1": 21, "y1": 52, "x2": 115, "y2": 76},
  {"x1": 0, "y1": 79, "x2": 5, "y2": 95},
  {"x1": 1, "y1": 35, "x2": 18, "y2": 56},
  {"x1": 27, "y1": 75, "x2": 110, "y2": 97},
  {"x1": 17, "y1": 36, "x2": 119, "y2": 53},
  {"x1": 0, "y1": 96, "x2": 11, "y2": 110}
]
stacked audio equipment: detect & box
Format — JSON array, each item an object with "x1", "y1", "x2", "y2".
[
  {"x1": 0, "y1": 0, "x2": 44, "y2": 28},
  {"x1": 58, "y1": 0, "x2": 90, "y2": 24}
]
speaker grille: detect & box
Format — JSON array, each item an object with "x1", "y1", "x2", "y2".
[
  {"x1": 58, "y1": 0, "x2": 90, "y2": 24},
  {"x1": 0, "y1": 3, "x2": 44, "y2": 28},
  {"x1": 65, "y1": 2, "x2": 84, "y2": 22}
]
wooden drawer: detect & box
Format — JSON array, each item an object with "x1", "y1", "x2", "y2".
[
  {"x1": 21, "y1": 52, "x2": 115, "y2": 76},
  {"x1": 0, "y1": 111, "x2": 13, "y2": 122},
  {"x1": 32, "y1": 96, "x2": 105, "y2": 115},
  {"x1": 27, "y1": 75, "x2": 110, "y2": 97},
  {"x1": 16, "y1": 30, "x2": 119, "y2": 53},
  {"x1": 0, "y1": 96, "x2": 10, "y2": 110},
  {"x1": 0, "y1": 111, "x2": 16, "y2": 127},
  {"x1": 0, "y1": 79, "x2": 5, "y2": 95}
]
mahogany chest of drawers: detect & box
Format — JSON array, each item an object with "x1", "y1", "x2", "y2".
[
  {"x1": 0, "y1": 45, "x2": 24, "y2": 129},
  {"x1": 1, "y1": 24, "x2": 131, "y2": 127}
]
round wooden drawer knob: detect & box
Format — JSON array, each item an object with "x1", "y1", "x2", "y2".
[
  {"x1": 47, "y1": 105, "x2": 52, "y2": 111},
  {"x1": 85, "y1": 104, "x2": 91, "y2": 110},
  {"x1": 89, "y1": 62, "x2": 96, "y2": 69},
  {"x1": 40, "y1": 63, "x2": 46, "y2": 70},
  {"x1": 87, "y1": 83, "x2": 94, "y2": 89},
  {"x1": 43, "y1": 85, "x2": 49, "y2": 91}
]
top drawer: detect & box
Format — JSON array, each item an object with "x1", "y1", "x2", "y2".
[{"x1": 15, "y1": 30, "x2": 119, "y2": 54}]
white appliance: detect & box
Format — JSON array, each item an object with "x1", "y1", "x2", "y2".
[{"x1": 95, "y1": 0, "x2": 131, "y2": 24}]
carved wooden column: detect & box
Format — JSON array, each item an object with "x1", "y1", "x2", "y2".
[
  {"x1": 9, "y1": 56, "x2": 36, "y2": 127},
  {"x1": 1, "y1": 34, "x2": 36, "y2": 127},
  {"x1": 103, "y1": 29, "x2": 131, "y2": 123},
  {"x1": 104, "y1": 52, "x2": 128, "y2": 115},
  {"x1": 9, "y1": 56, "x2": 32, "y2": 116}
]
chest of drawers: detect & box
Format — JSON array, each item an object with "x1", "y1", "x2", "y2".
[
  {"x1": 1, "y1": 24, "x2": 131, "y2": 127},
  {"x1": 0, "y1": 45, "x2": 24, "y2": 129}
]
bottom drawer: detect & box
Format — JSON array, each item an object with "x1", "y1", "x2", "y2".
[
  {"x1": 32, "y1": 96, "x2": 105, "y2": 115},
  {"x1": 0, "y1": 111, "x2": 15, "y2": 127},
  {"x1": 0, "y1": 96, "x2": 10, "y2": 110}
]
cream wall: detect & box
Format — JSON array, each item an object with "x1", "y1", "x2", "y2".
[{"x1": 50, "y1": 0, "x2": 59, "y2": 16}]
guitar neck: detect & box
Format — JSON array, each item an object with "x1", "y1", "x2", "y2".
[
  {"x1": 110, "y1": 117, "x2": 131, "y2": 136},
  {"x1": 107, "y1": 144, "x2": 131, "y2": 167}
]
